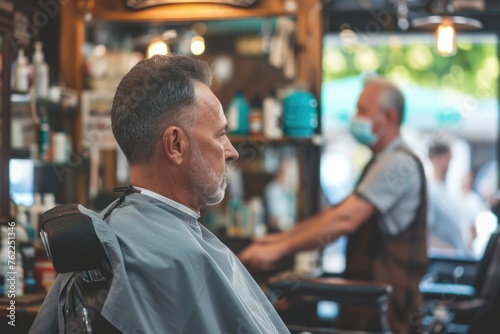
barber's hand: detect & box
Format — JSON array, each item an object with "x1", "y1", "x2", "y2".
[
  {"x1": 238, "y1": 241, "x2": 286, "y2": 270},
  {"x1": 252, "y1": 232, "x2": 288, "y2": 245}
]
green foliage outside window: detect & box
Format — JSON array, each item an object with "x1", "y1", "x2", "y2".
[{"x1": 322, "y1": 35, "x2": 498, "y2": 99}]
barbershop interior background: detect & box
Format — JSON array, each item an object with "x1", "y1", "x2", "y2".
[{"x1": 2, "y1": 0, "x2": 500, "y2": 332}]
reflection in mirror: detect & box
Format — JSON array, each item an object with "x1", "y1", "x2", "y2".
[
  {"x1": 84, "y1": 18, "x2": 295, "y2": 106},
  {"x1": 83, "y1": 17, "x2": 300, "y2": 216},
  {"x1": 202, "y1": 144, "x2": 299, "y2": 237}
]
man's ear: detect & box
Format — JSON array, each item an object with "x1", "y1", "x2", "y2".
[
  {"x1": 385, "y1": 107, "x2": 400, "y2": 125},
  {"x1": 162, "y1": 126, "x2": 187, "y2": 165}
]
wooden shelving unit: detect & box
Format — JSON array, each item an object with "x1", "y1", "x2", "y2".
[{"x1": 58, "y1": 0, "x2": 324, "y2": 217}]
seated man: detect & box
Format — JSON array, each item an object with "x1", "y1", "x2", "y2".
[{"x1": 30, "y1": 55, "x2": 289, "y2": 334}]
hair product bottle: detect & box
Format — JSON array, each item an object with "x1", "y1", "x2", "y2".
[
  {"x1": 33, "y1": 42, "x2": 50, "y2": 98},
  {"x1": 14, "y1": 49, "x2": 30, "y2": 93}
]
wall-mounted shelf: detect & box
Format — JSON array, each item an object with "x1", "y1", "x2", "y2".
[
  {"x1": 57, "y1": 0, "x2": 323, "y2": 217},
  {"x1": 11, "y1": 93, "x2": 78, "y2": 113},
  {"x1": 228, "y1": 135, "x2": 322, "y2": 147}
]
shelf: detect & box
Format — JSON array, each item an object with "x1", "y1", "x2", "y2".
[
  {"x1": 11, "y1": 92, "x2": 31, "y2": 103},
  {"x1": 11, "y1": 149, "x2": 74, "y2": 166},
  {"x1": 11, "y1": 93, "x2": 59, "y2": 107},
  {"x1": 228, "y1": 134, "x2": 322, "y2": 147},
  {"x1": 11, "y1": 93, "x2": 78, "y2": 114}
]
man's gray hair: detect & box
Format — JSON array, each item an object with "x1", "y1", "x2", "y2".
[
  {"x1": 364, "y1": 77, "x2": 406, "y2": 125},
  {"x1": 111, "y1": 54, "x2": 212, "y2": 164}
]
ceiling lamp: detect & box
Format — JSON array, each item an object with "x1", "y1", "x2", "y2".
[
  {"x1": 411, "y1": 0, "x2": 482, "y2": 57},
  {"x1": 147, "y1": 39, "x2": 169, "y2": 58},
  {"x1": 190, "y1": 36, "x2": 206, "y2": 56}
]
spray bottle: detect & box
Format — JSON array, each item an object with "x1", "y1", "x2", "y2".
[
  {"x1": 33, "y1": 41, "x2": 49, "y2": 98},
  {"x1": 14, "y1": 49, "x2": 30, "y2": 93}
]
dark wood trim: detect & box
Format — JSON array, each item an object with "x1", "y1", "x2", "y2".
[
  {"x1": 0, "y1": 9, "x2": 13, "y2": 224},
  {"x1": 91, "y1": 0, "x2": 294, "y2": 21}
]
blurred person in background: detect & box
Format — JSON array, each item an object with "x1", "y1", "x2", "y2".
[{"x1": 427, "y1": 141, "x2": 468, "y2": 252}]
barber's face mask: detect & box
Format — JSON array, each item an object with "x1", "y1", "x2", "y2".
[{"x1": 350, "y1": 116, "x2": 379, "y2": 146}]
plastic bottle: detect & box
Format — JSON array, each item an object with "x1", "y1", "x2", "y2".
[
  {"x1": 32, "y1": 41, "x2": 50, "y2": 98},
  {"x1": 249, "y1": 97, "x2": 263, "y2": 137},
  {"x1": 10, "y1": 56, "x2": 17, "y2": 90},
  {"x1": 16, "y1": 208, "x2": 31, "y2": 241},
  {"x1": 263, "y1": 90, "x2": 283, "y2": 138},
  {"x1": 16, "y1": 257, "x2": 25, "y2": 297},
  {"x1": 29, "y1": 193, "x2": 44, "y2": 240},
  {"x1": 35, "y1": 251, "x2": 56, "y2": 292},
  {"x1": 226, "y1": 90, "x2": 249, "y2": 136},
  {"x1": 53, "y1": 132, "x2": 67, "y2": 163},
  {"x1": 282, "y1": 89, "x2": 318, "y2": 137},
  {"x1": 14, "y1": 49, "x2": 30, "y2": 93},
  {"x1": 43, "y1": 193, "x2": 56, "y2": 211},
  {"x1": 17, "y1": 205, "x2": 35, "y2": 242},
  {"x1": 248, "y1": 197, "x2": 266, "y2": 237},
  {"x1": 39, "y1": 111, "x2": 51, "y2": 162},
  {"x1": 64, "y1": 131, "x2": 73, "y2": 162},
  {"x1": 226, "y1": 199, "x2": 241, "y2": 237},
  {"x1": 16, "y1": 207, "x2": 36, "y2": 293},
  {"x1": 0, "y1": 226, "x2": 9, "y2": 296}
]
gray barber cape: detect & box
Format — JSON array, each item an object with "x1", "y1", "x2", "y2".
[{"x1": 30, "y1": 193, "x2": 289, "y2": 333}]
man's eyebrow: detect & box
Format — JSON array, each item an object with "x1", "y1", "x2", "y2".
[{"x1": 216, "y1": 124, "x2": 227, "y2": 135}]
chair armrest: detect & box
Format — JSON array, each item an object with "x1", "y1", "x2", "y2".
[
  {"x1": 426, "y1": 252, "x2": 479, "y2": 285},
  {"x1": 448, "y1": 298, "x2": 486, "y2": 312},
  {"x1": 428, "y1": 251, "x2": 479, "y2": 267},
  {"x1": 287, "y1": 324, "x2": 349, "y2": 334},
  {"x1": 267, "y1": 277, "x2": 391, "y2": 306},
  {"x1": 419, "y1": 281, "x2": 476, "y2": 302}
]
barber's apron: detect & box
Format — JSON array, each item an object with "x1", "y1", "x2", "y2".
[{"x1": 339, "y1": 148, "x2": 428, "y2": 334}]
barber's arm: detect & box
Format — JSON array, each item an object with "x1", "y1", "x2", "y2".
[{"x1": 238, "y1": 194, "x2": 376, "y2": 269}]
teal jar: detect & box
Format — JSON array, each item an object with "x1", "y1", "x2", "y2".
[
  {"x1": 226, "y1": 90, "x2": 250, "y2": 136},
  {"x1": 282, "y1": 90, "x2": 318, "y2": 137}
]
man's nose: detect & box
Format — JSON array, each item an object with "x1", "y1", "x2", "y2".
[{"x1": 225, "y1": 140, "x2": 239, "y2": 162}]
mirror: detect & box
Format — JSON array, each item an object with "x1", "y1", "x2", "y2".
[
  {"x1": 84, "y1": 17, "x2": 295, "y2": 106},
  {"x1": 81, "y1": 17, "x2": 305, "y2": 236},
  {"x1": 82, "y1": 17, "x2": 298, "y2": 198}
]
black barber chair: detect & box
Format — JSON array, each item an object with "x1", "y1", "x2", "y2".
[
  {"x1": 266, "y1": 222, "x2": 402, "y2": 334},
  {"x1": 267, "y1": 227, "x2": 500, "y2": 334},
  {"x1": 40, "y1": 204, "x2": 120, "y2": 333},
  {"x1": 419, "y1": 229, "x2": 500, "y2": 334},
  {"x1": 267, "y1": 274, "x2": 392, "y2": 334}
]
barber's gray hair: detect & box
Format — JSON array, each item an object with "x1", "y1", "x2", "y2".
[
  {"x1": 364, "y1": 77, "x2": 405, "y2": 125},
  {"x1": 111, "y1": 54, "x2": 212, "y2": 164}
]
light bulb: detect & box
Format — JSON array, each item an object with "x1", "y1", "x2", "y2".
[
  {"x1": 147, "y1": 40, "x2": 169, "y2": 58},
  {"x1": 190, "y1": 36, "x2": 205, "y2": 56},
  {"x1": 435, "y1": 18, "x2": 457, "y2": 57}
]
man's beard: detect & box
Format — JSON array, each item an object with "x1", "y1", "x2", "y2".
[{"x1": 188, "y1": 141, "x2": 229, "y2": 206}]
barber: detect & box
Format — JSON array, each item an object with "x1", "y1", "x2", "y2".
[{"x1": 239, "y1": 77, "x2": 428, "y2": 333}]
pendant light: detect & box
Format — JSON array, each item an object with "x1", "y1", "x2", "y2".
[
  {"x1": 147, "y1": 39, "x2": 169, "y2": 58},
  {"x1": 411, "y1": 0, "x2": 482, "y2": 57}
]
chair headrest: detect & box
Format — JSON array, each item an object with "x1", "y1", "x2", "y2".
[{"x1": 40, "y1": 204, "x2": 108, "y2": 273}]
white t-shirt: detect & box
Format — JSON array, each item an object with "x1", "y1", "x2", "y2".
[{"x1": 355, "y1": 136, "x2": 422, "y2": 235}]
